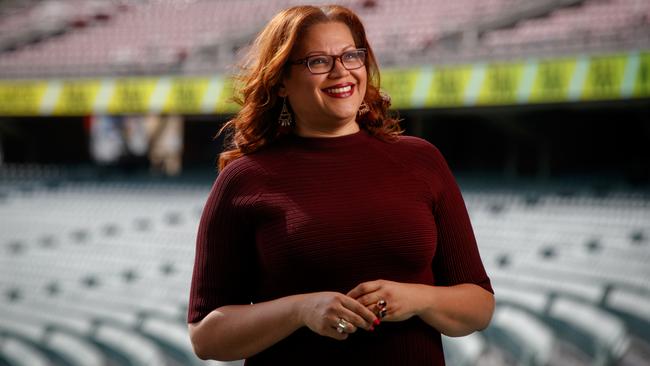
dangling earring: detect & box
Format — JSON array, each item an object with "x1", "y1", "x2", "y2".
[
  {"x1": 358, "y1": 101, "x2": 370, "y2": 116},
  {"x1": 278, "y1": 97, "x2": 292, "y2": 127}
]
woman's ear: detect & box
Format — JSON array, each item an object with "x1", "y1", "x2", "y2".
[{"x1": 278, "y1": 83, "x2": 287, "y2": 98}]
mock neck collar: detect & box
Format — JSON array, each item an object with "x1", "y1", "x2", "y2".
[{"x1": 287, "y1": 129, "x2": 370, "y2": 149}]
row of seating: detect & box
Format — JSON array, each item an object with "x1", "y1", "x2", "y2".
[
  {"x1": 490, "y1": 283, "x2": 634, "y2": 365},
  {"x1": 0, "y1": 177, "x2": 230, "y2": 365},
  {"x1": 1, "y1": 174, "x2": 649, "y2": 365},
  {"x1": 1, "y1": 0, "x2": 646, "y2": 77},
  {"x1": 470, "y1": 180, "x2": 650, "y2": 365},
  {"x1": 483, "y1": 0, "x2": 649, "y2": 48}
]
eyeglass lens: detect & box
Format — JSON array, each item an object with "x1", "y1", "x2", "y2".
[{"x1": 306, "y1": 50, "x2": 366, "y2": 74}]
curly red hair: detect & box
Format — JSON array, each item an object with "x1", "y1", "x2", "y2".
[{"x1": 218, "y1": 4, "x2": 402, "y2": 171}]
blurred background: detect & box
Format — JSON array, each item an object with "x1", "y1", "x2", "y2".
[{"x1": 0, "y1": 0, "x2": 649, "y2": 365}]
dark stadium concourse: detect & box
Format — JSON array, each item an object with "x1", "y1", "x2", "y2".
[
  {"x1": 3, "y1": 99, "x2": 649, "y2": 186},
  {"x1": 399, "y1": 98, "x2": 650, "y2": 186},
  {"x1": 0, "y1": 117, "x2": 90, "y2": 164}
]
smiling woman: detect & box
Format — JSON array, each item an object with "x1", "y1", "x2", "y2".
[
  {"x1": 187, "y1": 4, "x2": 494, "y2": 366},
  {"x1": 279, "y1": 21, "x2": 368, "y2": 137},
  {"x1": 214, "y1": 5, "x2": 401, "y2": 170}
]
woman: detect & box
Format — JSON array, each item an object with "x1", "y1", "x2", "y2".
[{"x1": 188, "y1": 4, "x2": 494, "y2": 365}]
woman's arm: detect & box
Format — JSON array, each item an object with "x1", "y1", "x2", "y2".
[
  {"x1": 189, "y1": 295, "x2": 302, "y2": 361},
  {"x1": 416, "y1": 283, "x2": 495, "y2": 336},
  {"x1": 189, "y1": 292, "x2": 378, "y2": 361},
  {"x1": 348, "y1": 280, "x2": 494, "y2": 337}
]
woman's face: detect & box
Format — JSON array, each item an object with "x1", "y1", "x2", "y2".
[{"x1": 280, "y1": 21, "x2": 367, "y2": 136}]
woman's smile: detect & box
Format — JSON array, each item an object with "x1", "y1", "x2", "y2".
[{"x1": 322, "y1": 82, "x2": 355, "y2": 98}]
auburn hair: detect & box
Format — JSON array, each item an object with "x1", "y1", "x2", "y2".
[{"x1": 217, "y1": 4, "x2": 402, "y2": 171}]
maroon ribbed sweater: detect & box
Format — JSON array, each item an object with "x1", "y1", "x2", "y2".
[{"x1": 188, "y1": 129, "x2": 492, "y2": 365}]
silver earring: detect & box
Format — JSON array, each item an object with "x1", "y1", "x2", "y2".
[
  {"x1": 358, "y1": 101, "x2": 370, "y2": 116},
  {"x1": 278, "y1": 98, "x2": 292, "y2": 127}
]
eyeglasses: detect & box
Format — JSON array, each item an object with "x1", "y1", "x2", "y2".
[{"x1": 290, "y1": 48, "x2": 367, "y2": 75}]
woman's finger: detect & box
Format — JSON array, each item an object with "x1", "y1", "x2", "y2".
[
  {"x1": 340, "y1": 296, "x2": 379, "y2": 328},
  {"x1": 337, "y1": 306, "x2": 373, "y2": 331},
  {"x1": 347, "y1": 280, "x2": 382, "y2": 299},
  {"x1": 356, "y1": 293, "x2": 383, "y2": 307}
]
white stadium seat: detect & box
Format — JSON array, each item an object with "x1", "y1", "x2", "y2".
[
  {"x1": 0, "y1": 336, "x2": 50, "y2": 366},
  {"x1": 549, "y1": 297, "x2": 630, "y2": 363},
  {"x1": 441, "y1": 332, "x2": 487, "y2": 366},
  {"x1": 491, "y1": 306, "x2": 554, "y2": 366},
  {"x1": 1, "y1": 169, "x2": 649, "y2": 365}
]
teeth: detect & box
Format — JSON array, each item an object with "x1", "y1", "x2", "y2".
[{"x1": 325, "y1": 85, "x2": 352, "y2": 93}]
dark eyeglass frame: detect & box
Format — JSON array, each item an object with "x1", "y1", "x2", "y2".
[{"x1": 290, "y1": 48, "x2": 367, "y2": 75}]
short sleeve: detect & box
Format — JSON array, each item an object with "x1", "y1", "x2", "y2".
[
  {"x1": 427, "y1": 146, "x2": 493, "y2": 294},
  {"x1": 187, "y1": 158, "x2": 264, "y2": 323}
]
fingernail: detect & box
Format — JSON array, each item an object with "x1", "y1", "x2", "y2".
[
  {"x1": 369, "y1": 326, "x2": 375, "y2": 332},
  {"x1": 373, "y1": 318, "x2": 381, "y2": 326}
]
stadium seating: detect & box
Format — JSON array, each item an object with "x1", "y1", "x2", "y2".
[
  {"x1": 0, "y1": 335, "x2": 50, "y2": 366},
  {"x1": 441, "y1": 332, "x2": 487, "y2": 366},
  {"x1": 488, "y1": 305, "x2": 554, "y2": 366},
  {"x1": 482, "y1": 0, "x2": 650, "y2": 51},
  {"x1": 0, "y1": 172, "x2": 216, "y2": 365},
  {"x1": 0, "y1": 308, "x2": 107, "y2": 366},
  {"x1": 1, "y1": 165, "x2": 649, "y2": 365},
  {"x1": 549, "y1": 297, "x2": 630, "y2": 364},
  {"x1": 471, "y1": 183, "x2": 650, "y2": 365},
  {"x1": 605, "y1": 288, "x2": 650, "y2": 340},
  {"x1": 1, "y1": 0, "x2": 647, "y2": 77}
]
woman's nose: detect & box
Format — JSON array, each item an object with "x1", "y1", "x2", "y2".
[{"x1": 328, "y1": 58, "x2": 350, "y2": 78}]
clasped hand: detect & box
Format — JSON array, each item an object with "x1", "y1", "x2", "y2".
[{"x1": 299, "y1": 280, "x2": 423, "y2": 340}]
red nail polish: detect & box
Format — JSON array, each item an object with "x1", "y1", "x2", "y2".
[
  {"x1": 373, "y1": 318, "x2": 381, "y2": 326},
  {"x1": 369, "y1": 326, "x2": 375, "y2": 332}
]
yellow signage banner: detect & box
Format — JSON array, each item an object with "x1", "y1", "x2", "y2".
[
  {"x1": 582, "y1": 54, "x2": 628, "y2": 101},
  {"x1": 215, "y1": 77, "x2": 241, "y2": 114},
  {"x1": 1, "y1": 51, "x2": 649, "y2": 116},
  {"x1": 163, "y1": 77, "x2": 210, "y2": 114},
  {"x1": 381, "y1": 68, "x2": 420, "y2": 109},
  {"x1": 0, "y1": 80, "x2": 49, "y2": 115},
  {"x1": 426, "y1": 65, "x2": 473, "y2": 107},
  {"x1": 107, "y1": 78, "x2": 158, "y2": 114},
  {"x1": 530, "y1": 58, "x2": 577, "y2": 103},
  {"x1": 53, "y1": 79, "x2": 102, "y2": 116},
  {"x1": 477, "y1": 62, "x2": 525, "y2": 105},
  {"x1": 633, "y1": 52, "x2": 650, "y2": 98}
]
